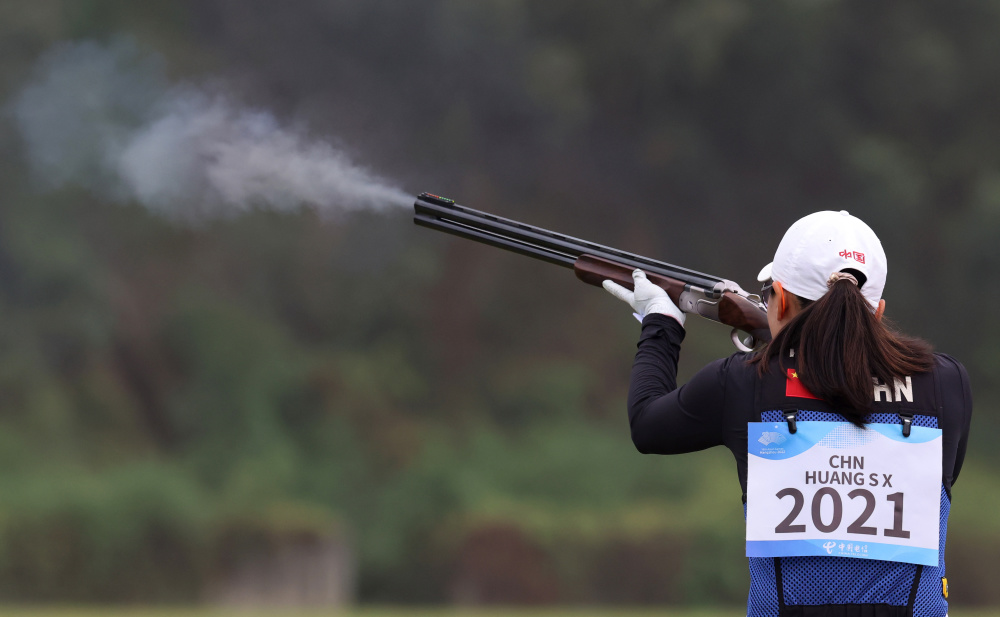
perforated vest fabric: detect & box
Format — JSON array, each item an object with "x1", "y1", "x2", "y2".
[{"x1": 627, "y1": 315, "x2": 973, "y2": 617}]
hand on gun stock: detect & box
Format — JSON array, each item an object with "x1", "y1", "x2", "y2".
[{"x1": 602, "y1": 269, "x2": 686, "y2": 327}]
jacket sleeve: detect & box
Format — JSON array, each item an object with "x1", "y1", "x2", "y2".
[
  {"x1": 626, "y1": 314, "x2": 730, "y2": 454},
  {"x1": 936, "y1": 353, "x2": 973, "y2": 489}
]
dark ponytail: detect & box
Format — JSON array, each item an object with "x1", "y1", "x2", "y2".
[{"x1": 750, "y1": 277, "x2": 934, "y2": 426}]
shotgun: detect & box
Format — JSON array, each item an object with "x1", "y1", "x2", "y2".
[{"x1": 413, "y1": 192, "x2": 770, "y2": 351}]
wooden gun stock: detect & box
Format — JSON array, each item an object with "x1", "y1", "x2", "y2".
[{"x1": 717, "y1": 293, "x2": 771, "y2": 343}]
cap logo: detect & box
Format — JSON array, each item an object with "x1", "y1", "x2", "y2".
[{"x1": 838, "y1": 249, "x2": 865, "y2": 264}]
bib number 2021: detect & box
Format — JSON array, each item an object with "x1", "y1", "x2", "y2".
[{"x1": 774, "y1": 488, "x2": 911, "y2": 538}]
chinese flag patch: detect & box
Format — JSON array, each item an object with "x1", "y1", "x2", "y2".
[{"x1": 786, "y1": 368, "x2": 820, "y2": 400}]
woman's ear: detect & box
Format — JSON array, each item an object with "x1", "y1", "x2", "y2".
[
  {"x1": 875, "y1": 299, "x2": 886, "y2": 321},
  {"x1": 773, "y1": 281, "x2": 787, "y2": 319}
]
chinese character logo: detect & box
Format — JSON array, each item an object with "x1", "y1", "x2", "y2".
[{"x1": 838, "y1": 249, "x2": 866, "y2": 264}]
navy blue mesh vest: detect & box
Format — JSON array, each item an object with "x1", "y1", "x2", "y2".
[{"x1": 746, "y1": 357, "x2": 966, "y2": 617}]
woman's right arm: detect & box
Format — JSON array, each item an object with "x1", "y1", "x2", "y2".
[{"x1": 936, "y1": 353, "x2": 973, "y2": 489}]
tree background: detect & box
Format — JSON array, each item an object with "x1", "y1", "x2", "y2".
[{"x1": 0, "y1": 0, "x2": 996, "y2": 607}]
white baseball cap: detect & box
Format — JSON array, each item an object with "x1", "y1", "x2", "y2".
[{"x1": 756, "y1": 210, "x2": 887, "y2": 308}]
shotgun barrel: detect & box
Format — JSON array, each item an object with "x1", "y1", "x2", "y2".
[{"x1": 413, "y1": 192, "x2": 770, "y2": 349}]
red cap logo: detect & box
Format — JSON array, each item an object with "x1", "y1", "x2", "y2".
[{"x1": 838, "y1": 249, "x2": 865, "y2": 264}]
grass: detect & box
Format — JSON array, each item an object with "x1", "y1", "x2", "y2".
[
  {"x1": 0, "y1": 609, "x2": 748, "y2": 617},
  {"x1": 0, "y1": 609, "x2": 998, "y2": 617}
]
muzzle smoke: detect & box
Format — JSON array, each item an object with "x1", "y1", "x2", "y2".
[{"x1": 9, "y1": 39, "x2": 411, "y2": 221}]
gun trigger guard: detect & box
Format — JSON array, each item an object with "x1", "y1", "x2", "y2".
[{"x1": 731, "y1": 328, "x2": 756, "y2": 353}]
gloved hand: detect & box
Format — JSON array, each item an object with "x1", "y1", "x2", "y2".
[{"x1": 603, "y1": 269, "x2": 686, "y2": 326}]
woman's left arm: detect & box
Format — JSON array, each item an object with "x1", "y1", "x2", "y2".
[{"x1": 627, "y1": 314, "x2": 729, "y2": 454}]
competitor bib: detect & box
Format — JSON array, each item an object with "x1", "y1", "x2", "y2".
[{"x1": 746, "y1": 421, "x2": 942, "y2": 566}]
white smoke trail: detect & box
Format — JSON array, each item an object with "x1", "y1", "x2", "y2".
[{"x1": 9, "y1": 39, "x2": 411, "y2": 221}]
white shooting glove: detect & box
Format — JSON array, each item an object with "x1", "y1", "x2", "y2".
[{"x1": 603, "y1": 269, "x2": 686, "y2": 326}]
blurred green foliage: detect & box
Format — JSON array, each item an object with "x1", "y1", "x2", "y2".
[{"x1": 0, "y1": 0, "x2": 997, "y2": 607}]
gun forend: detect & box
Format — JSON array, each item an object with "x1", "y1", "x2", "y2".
[
  {"x1": 414, "y1": 192, "x2": 771, "y2": 348},
  {"x1": 573, "y1": 255, "x2": 770, "y2": 348}
]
